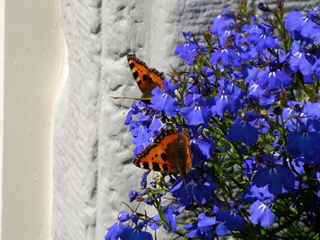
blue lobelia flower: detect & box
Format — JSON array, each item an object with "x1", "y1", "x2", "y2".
[
  {"x1": 105, "y1": 211, "x2": 133, "y2": 240},
  {"x1": 128, "y1": 190, "x2": 138, "y2": 202},
  {"x1": 242, "y1": 156, "x2": 260, "y2": 180},
  {"x1": 174, "y1": 31, "x2": 198, "y2": 62},
  {"x1": 184, "y1": 210, "x2": 219, "y2": 239},
  {"x1": 252, "y1": 156, "x2": 295, "y2": 194},
  {"x1": 287, "y1": 120, "x2": 320, "y2": 158},
  {"x1": 216, "y1": 201, "x2": 245, "y2": 232},
  {"x1": 210, "y1": 78, "x2": 243, "y2": 118},
  {"x1": 225, "y1": 111, "x2": 259, "y2": 146},
  {"x1": 284, "y1": 9, "x2": 320, "y2": 40},
  {"x1": 242, "y1": 15, "x2": 262, "y2": 34},
  {"x1": 190, "y1": 136, "x2": 215, "y2": 166},
  {"x1": 210, "y1": 42, "x2": 242, "y2": 68},
  {"x1": 310, "y1": 51, "x2": 320, "y2": 82},
  {"x1": 125, "y1": 103, "x2": 140, "y2": 125},
  {"x1": 247, "y1": 76, "x2": 271, "y2": 103},
  {"x1": 285, "y1": 42, "x2": 316, "y2": 76},
  {"x1": 181, "y1": 94, "x2": 212, "y2": 128},
  {"x1": 150, "y1": 87, "x2": 180, "y2": 117},
  {"x1": 258, "y1": 61, "x2": 292, "y2": 91},
  {"x1": 280, "y1": 101, "x2": 303, "y2": 131},
  {"x1": 239, "y1": 185, "x2": 277, "y2": 227},
  {"x1": 181, "y1": 105, "x2": 212, "y2": 128},
  {"x1": 247, "y1": 25, "x2": 276, "y2": 53},
  {"x1": 303, "y1": 100, "x2": 320, "y2": 118},
  {"x1": 234, "y1": 34, "x2": 256, "y2": 61},
  {"x1": 143, "y1": 197, "x2": 154, "y2": 205},
  {"x1": 120, "y1": 221, "x2": 153, "y2": 240},
  {"x1": 210, "y1": 8, "x2": 234, "y2": 36},
  {"x1": 131, "y1": 125, "x2": 152, "y2": 154},
  {"x1": 249, "y1": 197, "x2": 276, "y2": 227},
  {"x1": 170, "y1": 171, "x2": 219, "y2": 206},
  {"x1": 148, "y1": 204, "x2": 186, "y2": 232},
  {"x1": 140, "y1": 170, "x2": 151, "y2": 188}
]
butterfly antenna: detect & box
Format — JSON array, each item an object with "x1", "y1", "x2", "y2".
[{"x1": 109, "y1": 96, "x2": 141, "y2": 101}]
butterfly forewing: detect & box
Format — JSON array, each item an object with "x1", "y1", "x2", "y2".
[{"x1": 127, "y1": 54, "x2": 165, "y2": 100}]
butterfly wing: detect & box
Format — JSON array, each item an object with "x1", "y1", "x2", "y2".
[
  {"x1": 127, "y1": 54, "x2": 164, "y2": 100},
  {"x1": 154, "y1": 128, "x2": 192, "y2": 177},
  {"x1": 133, "y1": 143, "x2": 178, "y2": 173},
  {"x1": 148, "y1": 68, "x2": 165, "y2": 90},
  {"x1": 133, "y1": 128, "x2": 193, "y2": 177},
  {"x1": 181, "y1": 129, "x2": 193, "y2": 175}
]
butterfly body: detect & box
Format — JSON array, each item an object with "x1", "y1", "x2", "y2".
[
  {"x1": 133, "y1": 128, "x2": 192, "y2": 178},
  {"x1": 127, "y1": 54, "x2": 165, "y2": 100}
]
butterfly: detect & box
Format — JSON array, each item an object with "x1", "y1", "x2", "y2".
[
  {"x1": 127, "y1": 54, "x2": 165, "y2": 100},
  {"x1": 133, "y1": 128, "x2": 193, "y2": 178}
]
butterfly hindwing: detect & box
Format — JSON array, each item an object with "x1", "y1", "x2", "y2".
[
  {"x1": 127, "y1": 54, "x2": 165, "y2": 100},
  {"x1": 133, "y1": 128, "x2": 192, "y2": 178},
  {"x1": 133, "y1": 143, "x2": 178, "y2": 173}
]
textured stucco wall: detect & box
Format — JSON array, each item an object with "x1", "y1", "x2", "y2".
[{"x1": 53, "y1": 1, "x2": 317, "y2": 239}]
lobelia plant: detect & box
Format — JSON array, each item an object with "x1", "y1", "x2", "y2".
[{"x1": 106, "y1": 1, "x2": 320, "y2": 239}]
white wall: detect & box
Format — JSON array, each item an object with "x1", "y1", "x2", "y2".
[{"x1": 0, "y1": 0, "x2": 67, "y2": 239}]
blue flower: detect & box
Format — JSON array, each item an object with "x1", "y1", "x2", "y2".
[
  {"x1": 181, "y1": 105, "x2": 211, "y2": 128},
  {"x1": 128, "y1": 190, "x2": 138, "y2": 202},
  {"x1": 242, "y1": 157, "x2": 260, "y2": 179},
  {"x1": 303, "y1": 101, "x2": 320, "y2": 118},
  {"x1": 184, "y1": 210, "x2": 219, "y2": 239},
  {"x1": 286, "y1": 42, "x2": 316, "y2": 76},
  {"x1": 174, "y1": 31, "x2": 198, "y2": 62},
  {"x1": 170, "y1": 171, "x2": 219, "y2": 206},
  {"x1": 284, "y1": 9, "x2": 320, "y2": 39},
  {"x1": 148, "y1": 204, "x2": 181, "y2": 231},
  {"x1": 225, "y1": 111, "x2": 259, "y2": 146},
  {"x1": 191, "y1": 137, "x2": 215, "y2": 166},
  {"x1": 210, "y1": 43, "x2": 242, "y2": 68},
  {"x1": 253, "y1": 158, "x2": 295, "y2": 194},
  {"x1": 249, "y1": 198, "x2": 276, "y2": 227},
  {"x1": 125, "y1": 103, "x2": 140, "y2": 125},
  {"x1": 143, "y1": 197, "x2": 154, "y2": 205},
  {"x1": 150, "y1": 87, "x2": 180, "y2": 117},
  {"x1": 247, "y1": 79, "x2": 271, "y2": 103},
  {"x1": 247, "y1": 26, "x2": 276, "y2": 53},
  {"x1": 210, "y1": 8, "x2": 234, "y2": 36},
  {"x1": 216, "y1": 201, "x2": 245, "y2": 232},
  {"x1": 120, "y1": 221, "x2": 153, "y2": 240},
  {"x1": 131, "y1": 126, "x2": 152, "y2": 154},
  {"x1": 210, "y1": 78, "x2": 243, "y2": 117},
  {"x1": 242, "y1": 15, "x2": 262, "y2": 34},
  {"x1": 140, "y1": 170, "x2": 151, "y2": 188},
  {"x1": 105, "y1": 211, "x2": 132, "y2": 240},
  {"x1": 287, "y1": 120, "x2": 320, "y2": 157},
  {"x1": 258, "y1": 62, "x2": 292, "y2": 91}
]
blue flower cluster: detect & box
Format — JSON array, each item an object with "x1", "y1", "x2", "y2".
[{"x1": 106, "y1": 2, "x2": 320, "y2": 239}]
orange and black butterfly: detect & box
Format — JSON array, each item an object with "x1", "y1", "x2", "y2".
[
  {"x1": 111, "y1": 54, "x2": 165, "y2": 101},
  {"x1": 127, "y1": 54, "x2": 165, "y2": 100},
  {"x1": 133, "y1": 128, "x2": 193, "y2": 179}
]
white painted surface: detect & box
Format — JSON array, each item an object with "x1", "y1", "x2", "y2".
[{"x1": 0, "y1": 0, "x2": 67, "y2": 239}]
